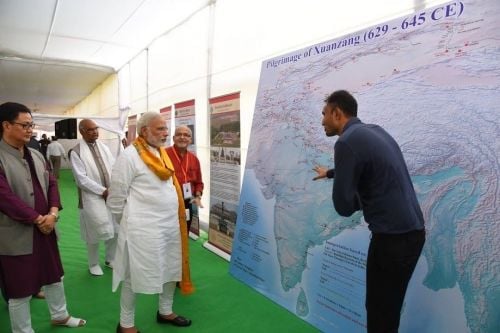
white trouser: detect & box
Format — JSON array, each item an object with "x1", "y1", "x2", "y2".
[
  {"x1": 119, "y1": 278, "x2": 176, "y2": 328},
  {"x1": 8, "y1": 281, "x2": 68, "y2": 333},
  {"x1": 87, "y1": 235, "x2": 117, "y2": 267},
  {"x1": 158, "y1": 281, "x2": 176, "y2": 316}
]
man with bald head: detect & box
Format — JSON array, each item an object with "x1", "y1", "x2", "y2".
[{"x1": 69, "y1": 119, "x2": 118, "y2": 276}]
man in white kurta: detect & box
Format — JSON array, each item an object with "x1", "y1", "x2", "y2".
[
  {"x1": 69, "y1": 119, "x2": 118, "y2": 276},
  {"x1": 107, "y1": 112, "x2": 193, "y2": 333}
]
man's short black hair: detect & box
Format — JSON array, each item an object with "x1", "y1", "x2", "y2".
[
  {"x1": 0, "y1": 102, "x2": 32, "y2": 137},
  {"x1": 324, "y1": 90, "x2": 358, "y2": 117},
  {"x1": 0, "y1": 102, "x2": 32, "y2": 122}
]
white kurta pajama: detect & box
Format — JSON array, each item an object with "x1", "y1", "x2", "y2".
[
  {"x1": 107, "y1": 145, "x2": 182, "y2": 294},
  {"x1": 70, "y1": 141, "x2": 117, "y2": 243}
]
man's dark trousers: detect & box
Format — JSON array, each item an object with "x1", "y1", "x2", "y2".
[{"x1": 366, "y1": 229, "x2": 425, "y2": 333}]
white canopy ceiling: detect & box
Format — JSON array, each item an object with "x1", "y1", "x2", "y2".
[{"x1": 0, "y1": 0, "x2": 210, "y2": 114}]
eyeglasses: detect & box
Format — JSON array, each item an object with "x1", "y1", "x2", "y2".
[
  {"x1": 175, "y1": 133, "x2": 192, "y2": 138},
  {"x1": 11, "y1": 122, "x2": 36, "y2": 130}
]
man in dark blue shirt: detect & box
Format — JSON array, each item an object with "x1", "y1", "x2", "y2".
[{"x1": 313, "y1": 90, "x2": 425, "y2": 333}]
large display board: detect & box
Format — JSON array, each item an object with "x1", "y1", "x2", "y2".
[{"x1": 230, "y1": 1, "x2": 500, "y2": 332}]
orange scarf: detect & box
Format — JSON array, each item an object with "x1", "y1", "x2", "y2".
[{"x1": 133, "y1": 136, "x2": 194, "y2": 294}]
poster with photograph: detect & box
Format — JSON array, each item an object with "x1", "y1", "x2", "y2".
[
  {"x1": 207, "y1": 92, "x2": 241, "y2": 255},
  {"x1": 174, "y1": 100, "x2": 196, "y2": 151},
  {"x1": 174, "y1": 100, "x2": 200, "y2": 236},
  {"x1": 127, "y1": 115, "x2": 137, "y2": 144},
  {"x1": 160, "y1": 105, "x2": 172, "y2": 146}
]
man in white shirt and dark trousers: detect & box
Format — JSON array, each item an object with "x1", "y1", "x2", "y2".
[
  {"x1": 47, "y1": 137, "x2": 66, "y2": 179},
  {"x1": 69, "y1": 119, "x2": 118, "y2": 276}
]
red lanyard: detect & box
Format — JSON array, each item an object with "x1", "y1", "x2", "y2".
[{"x1": 171, "y1": 148, "x2": 190, "y2": 183}]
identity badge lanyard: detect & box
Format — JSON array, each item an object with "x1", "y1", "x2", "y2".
[{"x1": 172, "y1": 148, "x2": 192, "y2": 199}]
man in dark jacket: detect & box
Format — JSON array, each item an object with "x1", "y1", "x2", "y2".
[{"x1": 313, "y1": 90, "x2": 425, "y2": 333}]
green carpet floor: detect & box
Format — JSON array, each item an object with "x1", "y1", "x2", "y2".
[{"x1": 0, "y1": 170, "x2": 319, "y2": 332}]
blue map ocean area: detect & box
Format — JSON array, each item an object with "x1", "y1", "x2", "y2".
[
  {"x1": 230, "y1": 0, "x2": 500, "y2": 332},
  {"x1": 230, "y1": 170, "x2": 316, "y2": 308}
]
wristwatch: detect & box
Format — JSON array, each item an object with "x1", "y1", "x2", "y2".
[{"x1": 49, "y1": 212, "x2": 59, "y2": 222}]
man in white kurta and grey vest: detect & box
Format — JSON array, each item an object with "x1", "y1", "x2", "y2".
[
  {"x1": 107, "y1": 112, "x2": 194, "y2": 333},
  {"x1": 69, "y1": 119, "x2": 118, "y2": 276}
]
